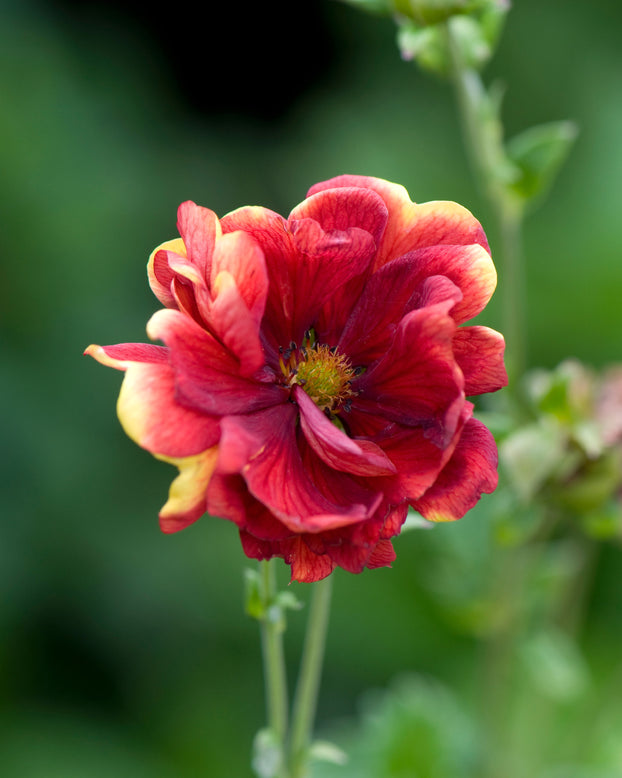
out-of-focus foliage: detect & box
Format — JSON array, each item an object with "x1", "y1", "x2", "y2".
[
  {"x1": 396, "y1": 0, "x2": 509, "y2": 75},
  {"x1": 317, "y1": 674, "x2": 480, "y2": 778},
  {"x1": 506, "y1": 121, "x2": 579, "y2": 208},
  {"x1": 1, "y1": 0, "x2": 622, "y2": 776},
  {"x1": 502, "y1": 360, "x2": 622, "y2": 531}
]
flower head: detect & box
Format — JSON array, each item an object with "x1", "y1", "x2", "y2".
[{"x1": 86, "y1": 175, "x2": 507, "y2": 582}]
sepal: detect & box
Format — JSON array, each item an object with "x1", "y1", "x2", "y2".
[{"x1": 506, "y1": 120, "x2": 579, "y2": 208}]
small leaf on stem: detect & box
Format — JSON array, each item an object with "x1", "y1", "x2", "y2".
[
  {"x1": 506, "y1": 120, "x2": 579, "y2": 206},
  {"x1": 252, "y1": 728, "x2": 285, "y2": 778}
]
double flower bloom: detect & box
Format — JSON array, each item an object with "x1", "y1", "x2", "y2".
[{"x1": 86, "y1": 175, "x2": 507, "y2": 582}]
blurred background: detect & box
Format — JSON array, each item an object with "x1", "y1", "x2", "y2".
[{"x1": 2, "y1": 0, "x2": 621, "y2": 775}]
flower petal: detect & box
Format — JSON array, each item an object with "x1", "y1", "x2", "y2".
[
  {"x1": 216, "y1": 405, "x2": 381, "y2": 533},
  {"x1": 289, "y1": 185, "x2": 388, "y2": 248},
  {"x1": 146, "y1": 308, "x2": 285, "y2": 415},
  {"x1": 287, "y1": 217, "x2": 377, "y2": 342},
  {"x1": 158, "y1": 446, "x2": 219, "y2": 533},
  {"x1": 239, "y1": 532, "x2": 337, "y2": 583},
  {"x1": 286, "y1": 536, "x2": 337, "y2": 583},
  {"x1": 379, "y1": 503, "x2": 409, "y2": 540},
  {"x1": 85, "y1": 343, "x2": 220, "y2": 457},
  {"x1": 395, "y1": 244, "x2": 497, "y2": 325},
  {"x1": 289, "y1": 217, "x2": 376, "y2": 346},
  {"x1": 176, "y1": 200, "x2": 220, "y2": 279},
  {"x1": 209, "y1": 270, "x2": 266, "y2": 375},
  {"x1": 147, "y1": 238, "x2": 187, "y2": 308},
  {"x1": 353, "y1": 306, "x2": 464, "y2": 443},
  {"x1": 221, "y1": 201, "x2": 379, "y2": 347},
  {"x1": 453, "y1": 325, "x2": 508, "y2": 395},
  {"x1": 366, "y1": 539, "x2": 397, "y2": 569},
  {"x1": 118, "y1": 362, "x2": 221, "y2": 458},
  {"x1": 85, "y1": 342, "x2": 169, "y2": 370},
  {"x1": 295, "y1": 385, "x2": 396, "y2": 476},
  {"x1": 305, "y1": 510, "x2": 389, "y2": 574},
  {"x1": 208, "y1": 473, "x2": 294, "y2": 540},
  {"x1": 220, "y1": 205, "x2": 296, "y2": 347},
  {"x1": 307, "y1": 175, "x2": 490, "y2": 268},
  {"x1": 358, "y1": 422, "x2": 451, "y2": 503},
  {"x1": 337, "y1": 254, "x2": 463, "y2": 364},
  {"x1": 412, "y1": 418, "x2": 499, "y2": 521},
  {"x1": 286, "y1": 182, "x2": 389, "y2": 345},
  {"x1": 210, "y1": 230, "x2": 268, "y2": 328}
]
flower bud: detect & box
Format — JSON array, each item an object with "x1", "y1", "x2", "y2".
[{"x1": 391, "y1": 0, "x2": 484, "y2": 27}]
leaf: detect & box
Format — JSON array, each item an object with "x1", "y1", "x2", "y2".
[
  {"x1": 252, "y1": 729, "x2": 284, "y2": 778},
  {"x1": 313, "y1": 674, "x2": 480, "y2": 777},
  {"x1": 581, "y1": 501, "x2": 622, "y2": 540},
  {"x1": 309, "y1": 740, "x2": 349, "y2": 766},
  {"x1": 506, "y1": 120, "x2": 579, "y2": 206},
  {"x1": 555, "y1": 449, "x2": 622, "y2": 514},
  {"x1": 244, "y1": 568, "x2": 265, "y2": 620},
  {"x1": 401, "y1": 509, "x2": 435, "y2": 532},
  {"x1": 500, "y1": 419, "x2": 569, "y2": 502},
  {"x1": 397, "y1": 21, "x2": 447, "y2": 73},
  {"x1": 397, "y1": 14, "x2": 498, "y2": 76},
  {"x1": 520, "y1": 628, "x2": 590, "y2": 701},
  {"x1": 275, "y1": 590, "x2": 304, "y2": 613}
]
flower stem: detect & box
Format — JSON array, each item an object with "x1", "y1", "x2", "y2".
[
  {"x1": 444, "y1": 21, "x2": 527, "y2": 383},
  {"x1": 259, "y1": 559, "x2": 289, "y2": 746},
  {"x1": 288, "y1": 575, "x2": 333, "y2": 778}
]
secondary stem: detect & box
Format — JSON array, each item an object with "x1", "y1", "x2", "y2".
[
  {"x1": 444, "y1": 22, "x2": 527, "y2": 383},
  {"x1": 259, "y1": 559, "x2": 289, "y2": 746},
  {"x1": 288, "y1": 575, "x2": 333, "y2": 778}
]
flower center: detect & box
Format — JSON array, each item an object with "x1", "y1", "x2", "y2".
[{"x1": 279, "y1": 337, "x2": 355, "y2": 412}]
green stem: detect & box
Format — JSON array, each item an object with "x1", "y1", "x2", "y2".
[
  {"x1": 497, "y1": 198, "x2": 526, "y2": 386},
  {"x1": 288, "y1": 575, "x2": 333, "y2": 778},
  {"x1": 444, "y1": 21, "x2": 527, "y2": 383},
  {"x1": 259, "y1": 559, "x2": 289, "y2": 747}
]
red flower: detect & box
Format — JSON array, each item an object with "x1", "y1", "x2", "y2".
[{"x1": 86, "y1": 175, "x2": 507, "y2": 582}]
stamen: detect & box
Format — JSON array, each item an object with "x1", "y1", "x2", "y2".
[{"x1": 277, "y1": 338, "x2": 356, "y2": 412}]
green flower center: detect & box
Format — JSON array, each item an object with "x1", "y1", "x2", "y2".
[
  {"x1": 279, "y1": 337, "x2": 355, "y2": 412},
  {"x1": 296, "y1": 344, "x2": 355, "y2": 411}
]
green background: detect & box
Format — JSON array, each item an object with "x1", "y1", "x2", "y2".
[{"x1": 2, "y1": 0, "x2": 621, "y2": 775}]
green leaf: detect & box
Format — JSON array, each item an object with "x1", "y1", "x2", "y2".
[
  {"x1": 520, "y1": 628, "x2": 590, "y2": 701},
  {"x1": 252, "y1": 729, "x2": 284, "y2": 778},
  {"x1": 275, "y1": 589, "x2": 304, "y2": 614},
  {"x1": 309, "y1": 740, "x2": 349, "y2": 766},
  {"x1": 244, "y1": 568, "x2": 265, "y2": 620},
  {"x1": 506, "y1": 120, "x2": 579, "y2": 206},
  {"x1": 313, "y1": 675, "x2": 479, "y2": 778},
  {"x1": 581, "y1": 501, "x2": 622, "y2": 540},
  {"x1": 397, "y1": 13, "x2": 498, "y2": 76},
  {"x1": 500, "y1": 419, "x2": 569, "y2": 502},
  {"x1": 401, "y1": 509, "x2": 435, "y2": 532},
  {"x1": 397, "y1": 22, "x2": 447, "y2": 74},
  {"x1": 554, "y1": 449, "x2": 622, "y2": 514}
]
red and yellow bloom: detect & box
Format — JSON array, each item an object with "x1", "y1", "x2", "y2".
[{"x1": 86, "y1": 175, "x2": 507, "y2": 582}]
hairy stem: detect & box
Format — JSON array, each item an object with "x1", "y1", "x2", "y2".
[
  {"x1": 288, "y1": 575, "x2": 333, "y2": 778},
  {"x1": 444, "y1": 21, "x2": 527, "y2": 383},
  {"x1": 259, "y1": 560, "x2": 289, "y2": 755}
]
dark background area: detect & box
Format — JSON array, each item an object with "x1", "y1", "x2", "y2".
[{"x1": 2, "y1": 0, "x2": 622, "y2": 775}]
